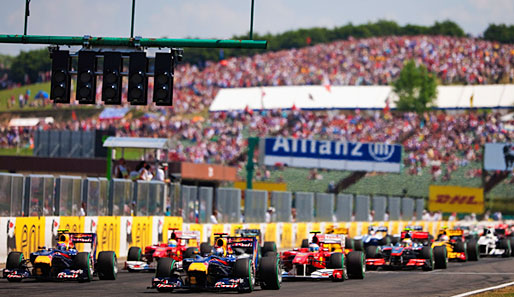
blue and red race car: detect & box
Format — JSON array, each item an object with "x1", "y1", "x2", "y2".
[
  {"x1": 3, "y1": 229, "x2": 117, "y2": 282},
  {"x1": 150, "y1": 233, "x2": 281, "y2": 293}
]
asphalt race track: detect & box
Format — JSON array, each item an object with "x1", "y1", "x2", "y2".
[{"x1": 1, "y1": 258, "x2": 513, "y2": 297}]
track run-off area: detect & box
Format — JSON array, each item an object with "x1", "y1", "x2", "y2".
[{"x1": 1, "y1": 257, "x2": 513, "y2": 297}]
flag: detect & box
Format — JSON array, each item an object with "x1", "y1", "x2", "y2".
[
  {"x1": 306, "y1": 36, "x2": 312, "y2": 45},
  {"x1": 308, "y1": 93, "x2": 314, "y2": 101},
  {"x1": 323, "y1": 74, "x2": 331, "y2": 92},
  {"x1": 383, "y1": 96, "x2": 390, "y2": 114},
  {"x1": 71, "y1": 110, "x2": 77, "y2": 121},
  {"x1": 469, "y1": 94, "x2": 474, "y2": 108},
  {"x1": 260, "y1": 87, "x2": 266, "y2": 109}
]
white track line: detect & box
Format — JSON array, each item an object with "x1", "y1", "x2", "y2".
[{"x1": 451, "y1": 281, "x2": 514, "y2": 297}]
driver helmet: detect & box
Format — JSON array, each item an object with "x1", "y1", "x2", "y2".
[
  {"x1": 214, "y1": 246, "x2": 225, "y2": 257},
  {"x1": 309, "y1": 243, "x2": 320, "y2": 252},
  {"x1": 440, "y1": 235, "x2": 449, "y2": 242},
  {"x1": 168, "y1": 239, "x2": 178, "y2": 248},
  {"x1": 402, "y1": 238, "x2": 412, "y2": 247}
]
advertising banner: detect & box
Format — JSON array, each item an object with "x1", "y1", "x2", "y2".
[
  {"x1": 261, "y1": 137, "x2": 402, "y2": 172},
  {"x1": 429, "y1": 185, "x2": 484, "y2": 214},
  {"x1": 484, "y1": 143, "x2": 514, "y2": 171}
]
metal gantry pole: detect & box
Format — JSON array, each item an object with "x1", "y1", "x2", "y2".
[
  {"x1": 130, "y1": 0, "x2": 136, "y2": 38},
  {"x1": 249, "y1": 0, "x2": 255, "y2": 39},
  {"x1": 24, "y1": 0, "x2": 31, "y2": 36}
]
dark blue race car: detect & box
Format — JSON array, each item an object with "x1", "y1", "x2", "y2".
[
  {"x1": 3, "y1": 229, "x2": 117, "y2": 282},
  {"x1": 150, "y1": 234, "x2": 281, "y2": 293}
]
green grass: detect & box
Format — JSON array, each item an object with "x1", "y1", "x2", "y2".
[
  {"x1": 0, "y1": 147, "x2": 33, "y2": 156},
  {"x1": 0, "y1": 82, "x2": 51, "y2": 111}
]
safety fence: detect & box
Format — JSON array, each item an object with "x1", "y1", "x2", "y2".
[
  {"x1": 0, "y1": 173, "x2": 425, "y2": 224},
  {"x1": 0, "y1": 215, "x2": 458, "y2": 263}
]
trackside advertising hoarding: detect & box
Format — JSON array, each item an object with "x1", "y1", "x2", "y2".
[
  {"x1": 484, "y1": 143, "x2": 514, "y2": 171},
  {"x1": 428, "y1": 185, "x2": 484, "y2": 214},
  {"x1": 260, "y1": 137, "x2": 402, "y2": 172}
]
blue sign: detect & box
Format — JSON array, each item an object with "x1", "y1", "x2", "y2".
[{"x1": 261, "y1": 137, "x2": 402, "y2": 172}]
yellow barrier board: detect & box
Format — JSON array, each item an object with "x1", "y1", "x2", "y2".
[
  {"x1": 264, "y1": 224, "x2": 277, "y2": 242},
  {"x1": 60, "y1": 216, "x2": 84, "y2": 233},
  {"x1": 281, "y1": 223, "x2": 293, "y2": 249},
  {"x1": 97, "y1": 216, "x2": 121, "y2": 254},
  {"x1": 429, "y1": 185, "x2": 484, "y2": 214},
  {"x1": 164, "y1": 217, "x2": 183, "y2": 234},
  {"x1": 234, "y1": 181, "x2": 287, "y2": 192},
  {"x1": 296, "y1": 223, "x2": 307, "y2": 247},
  {"x1": 15, "y1": 217, "x2": 45, "y2": 258},
  {"x1": 131, "y1": 217, "x2": 153, "y2": 250},
  {"x1": 187, "y1": 224, "x2": 204, "y2": 244}
]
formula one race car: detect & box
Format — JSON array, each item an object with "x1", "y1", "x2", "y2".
[
  {"x1": 431, "y1": 228, "x2": 479, "y2": 262},
  {"x1": 126, "y1": 229, "x2": 207, "y2": 272},
  {"x1": 353, "y1": 226, "x2": 395, "y2": 258},
  {"x1": 3, "y1": 229, "x2": 117, "y2": 282},
  {"x1": 150, "y1": 234, "x2": 281, "y2": 293},
  {"x1": 235, "y1": 228, "x2": 278, "y2": 257},
  {"x1": 477, "y1": 226, "x2": 512, "y2": 257},
  {"x1": 281, "y1": 231, "x2": 365, "y2": 281},
  {"x1": 366, "y1": 229, "x2": 447, "y2": 271}
]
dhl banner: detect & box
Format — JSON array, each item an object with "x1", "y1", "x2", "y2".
[{"x1": 429, "y1": 185, "x2": 484, "y2": 214}]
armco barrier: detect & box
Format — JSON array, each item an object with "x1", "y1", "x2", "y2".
[{"x1": 0, "y1": 216, "x2": 464, "y2": 263}]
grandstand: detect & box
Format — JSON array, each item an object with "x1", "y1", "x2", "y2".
[{"x1": 1, "y1": 35, "x2": 513, "y2": 210}]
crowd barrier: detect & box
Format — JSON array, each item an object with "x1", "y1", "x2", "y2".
[
  {"x1": 1, "y1": 173, "x2": 426, "y2": 224},
  {"x1": 0, "y1": 216, "x2": 458, "y2": 263}
]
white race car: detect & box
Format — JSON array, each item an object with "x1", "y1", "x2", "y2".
[{"x1": 477, "y1": 227, "x2": 511, "y2": 257}]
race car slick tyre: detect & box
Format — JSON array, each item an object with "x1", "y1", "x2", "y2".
[
  {"x1": 421, "y1": 246, "x2": 434, "y2": 271},
  {"x1": 327, "y1": 253, "x2": 344, "y2": 269},
  {"x1": 127, "y1": 246, "x2": 141, "y2": 262},
  {"x1": 73, "y1": 252, "x2": 92, "y2": 282},
  {"x1": 347, "y1": 251, "x2": 365, "y2": 279},
  {"x1": 455, "y1": 241, "x2": 466, "y2": 253},
  {"x1": 184, "y1": 247, "x2": 197, "y2": 259},
  {"x1": 262, "y1": 242, "x2": 277, "y2": 256},
  {"x1": 301, "y1": 239, "x2": 309, "y2": 248},
  {"x1": 235, "y1": 258, "x2": 254, "y2": 293},
  {"x1": 467, "y1": 240, "x2": 479, "y2": 261},
  {"x1": 264, "y1": 251, "x2": 278, "y2": 258},
  {"x1": 498, "y1": 239, "x2": 511, "y2": 258},
  {"x1": 6, "y1": 252, "x2": 24, "y2": 282},
  {"x1": 365, "y1": 246, "x2": 380, "y2": 258},
  {"x1": 434, "y1": 246, "x2": 448, "y2": 269},
  {"x1": 97, "y1": 251, "x2": 118, "y2": 280},
  {"x1": 200, "y1": 242, "x2": 212, "y2": 255},
  {"x1": 6, "y1": 251, "x2": 23, "y2": 269},
  {"x1": 345, "y1": 237, "x2": 355, "y2": 250},
  {"x1": 259, "y1": 256, "x2": 281, "y2": 289},
  {"x1": 156, "y1": 258, "x2": 175, "y2": 292},
  {"x1": 354, "y1": 239, "x2": 364, "y2": 251}
]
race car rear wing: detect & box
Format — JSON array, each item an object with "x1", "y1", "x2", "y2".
[{"x1": 401, "y1": 231, "x2": 429, "y2": 240}]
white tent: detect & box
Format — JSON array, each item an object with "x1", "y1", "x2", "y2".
[
  {"x1": 8, "y1": 117, "x2": 54, "y2": 127},
  {"x1": 209, "y1": 84, "x2": 514, "y2": 111}
]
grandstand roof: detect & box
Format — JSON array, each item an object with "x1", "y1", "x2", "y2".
[
  {"x1": 209, "y1": 84, "x2": 514, "y2": 111},
  {"x1": 103, "y1": 137, "x2": 172, "y2": 150}
]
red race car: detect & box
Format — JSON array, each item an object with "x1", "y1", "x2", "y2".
[
  {"x1": 125, "y1": 229, "x2": 210, "y2": 272},
  {"x1": 280, "y1": 231, "x2": 365, "y2": 281}
]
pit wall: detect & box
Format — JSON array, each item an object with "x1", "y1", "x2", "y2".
[{"x1": 0, "y1": 217, "x2": 456, "y2": 262}]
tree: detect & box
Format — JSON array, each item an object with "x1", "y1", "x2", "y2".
[
  {"x1": 9, "y1": 49, "x2": 51, "y2": 84},
  {"x1": 392, "y1": 60, "x2": 438, "y2": 113}
]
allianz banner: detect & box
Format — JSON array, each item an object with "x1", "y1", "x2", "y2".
[
  {"x1": 429, "y1": 185, "x2": 484, "y2": 214},
  {"x1": 260, "y1": 137, "x2": 402, "y2": 172},
  {"x1": 484, "y1": 143, "x2": 514, "y2": 171}
]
